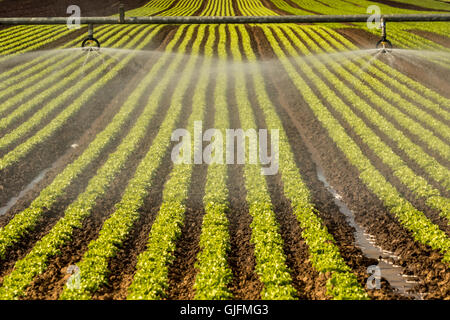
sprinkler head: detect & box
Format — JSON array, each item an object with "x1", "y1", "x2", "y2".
[
  {"x1": 82, "y1": 37, "x2": 101, "y2": 52},
  {"x1": 376, "y1": 39, "x2": 393, "y2": 53}
]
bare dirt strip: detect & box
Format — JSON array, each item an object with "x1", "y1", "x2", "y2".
[
  {"x1": 222, "y1": 26, "x2": 264, "y2": 300},
  {"x1": 249, "y1": 25, "x2": 449, "y2": 299},
  {"x1": 0, "y1": 25, "x2": 175, "y2": 213},
  {"x1": 93, "y1": 26, "x2": 212, "y2": 301},
  {"x1": 0, "y1": 0, "x2": 149, "y2": 18},
  {"x1": 0, "y1": 26, "x2": 178, "y2": 297},
  {"x1": 22, "y1": 26, "x2": 193, "y2": 300},
  {"x1": 409, "y1": 30, "x2": 450, "y2": 48},
  {"x1": 283, "y1": 27, "x2": 450, "y2": 232},
  {"x1": 248, "y1": 25, "x2": 404, "y2": 300},
  {"x1": 1, "y1": 0, "x2": 449, "y2": 301},
  {"x1": 370, "y1": 0, "x2": 450, "y2": 12},
  {"x1": 164, "y1": 27, "x2": 218, "y2": 301}
]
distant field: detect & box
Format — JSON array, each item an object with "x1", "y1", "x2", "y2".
[{"x1": 0, "y1": 0, "x2": 449, "y2": 301}]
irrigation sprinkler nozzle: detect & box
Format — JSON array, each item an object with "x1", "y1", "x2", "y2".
[
  {"x1": 82, "y1": 24, "x2": 100, "y2": 52},
  {"x1": 376, "y1": 39, "x2": 393, "y2": 53}
]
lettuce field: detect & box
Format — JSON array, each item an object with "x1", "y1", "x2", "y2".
[{"x1": 0, "y1": 0, "x2": 449, "y2": 301}]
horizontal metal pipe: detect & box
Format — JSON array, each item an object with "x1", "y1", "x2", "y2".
[{"x1": 0, "y1": 14, "x2": 450, "y2": 25}]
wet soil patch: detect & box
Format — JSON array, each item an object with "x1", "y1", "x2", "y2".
[
  {"x1": 251, "y1": 25, "x2": 450, "y2": 299},
  {"x1": 249, "y1": 25, "x2": 404, "y2": 299},
  {"x1": 334, "y1": 27, "x2": 450, "y2": 99}
]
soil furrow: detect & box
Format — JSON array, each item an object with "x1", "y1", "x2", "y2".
[
  {"x1": 0, "y1": 27, "x2": 179, "y2": 298},
  {"x1": 0, "y1": 26, "x2": 173, "y2": 209},
  {"x1": 249, "y1": 25, "x2": 404, "y2": 300},
  {"x1": 334, "y1": 27, "x2": 450, "y2": 99},
  {"x1": 93, "y1": 26, "x2": 211, "y2": 301},
  {"x1": 256, "y1": 25, "x2": 449, "y2": 299},
  {"x1": 165, "y1": 29, "x2": 218, "y2": 300},
  {"x1": 277, "y1": 27, "x2": 450, "y2": 214},
  {"x1": 242, "y1": 25, "x2": 327, "y2": 300},
  {"x1": 225, "y1": 26, "x2": 262, "y2": 299},
  {"x1": 0, "y1": 27, "x2": 177, "y2": 285},
  {"x1": 22, "y1": 27, "x2": 192, "y2": 300}
]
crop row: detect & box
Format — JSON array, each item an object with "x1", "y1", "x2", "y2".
[
  {"x1": 0, "y1": 28, "x2": 119, "y2": 120},
  {"x1": 317, "y1": 27, "x2": 450, "y2": 111},
  {"x1": 312, "y1": 27, "x2": 450, "y2": 120},
  {"x1": 0, "y1": 26, "x2": 72, "y2": 56},
  {"x1": 386, "y1": 0, "x2": 450, "y2": 11},
  {"x1": 127, "y1": 25, "x2": 212, "y2": 300},
  {"x1": 229, "y1": 25, "x2": 298, "y2": 300},
  {"x1": 0, "y1": 0, "x2": 175, "y2": 61},
  {"x1": 236, "y1": 0, "x2": 277, "y2": 16},
  {"x1": 0, "y1": 25, "x2": 117, "y2": 88},
  {"x1": 0, "y1": 0, "x2": 176, "y2": 69},
  {"x1": 235, "y1": 23, "x2": 369, "y2": 299},
  {"x1": 286, "y1": 25, "x2": 450, "y2": 220},
  {"x1": 159, "y1": 0, "x2": 204, "y2": 16},
  {"x1": 0, "y1": 25, "x2": 32, "y2": 40},
  {"x1": 202, "y1": 0, "x2": 234, "y2": 16},
  {"x1": 143, "y1": 0, "x2": 177, "y2": 9},
  {"x1": 0, "y1": 25, "x2": 165, "y2": 259},
  {"x1": 60, "y1": 25, "x2": 201, "y2": 300},
  {"x1": 0, "y1": 26, "x2": 74, "y2": 59},
  {"x1": 275, "y1": 0, "x2": 449, "y2": 53},
  {"x1": 304, "y1": 26, "x2": 450, "y2": 191},
  {"x1": 306, "y1": 28, "x2": 450, "y2": 141},
  {"x1": 0, "y1": 24, "x2": 185, "y2": 299},
  {"x1": 236, "y1": 40, "x2": 298, "y2": 298},
  {"x1": 193, "y1": 26, "x2": 232, "y2": 300},
  {"x1": 0, "y1": 26, "x2": 118, "y2": 92},
  {"x1": 263, "y1": 25, "x2": 450, "y2": 263},
  {"x1": 0, "y1": 26, "x2": 54, "y2": 50},
  {"x1": 0, "y1": 26, "x2": 151, "y2": 169},
  {"x1": 0, "y1": 26, "x2": 140, "y2": 139}
]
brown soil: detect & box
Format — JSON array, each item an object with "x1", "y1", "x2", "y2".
[
  {"x1": 297, "y1": 27, "x2": 450, "y2": 197},
  {"x1": 250, "y1": 25, "x2": 449, "y2": 299},
  {"x1": 242, "y1": 26, "x2": 328, "y2": 300},
  {"x1": 369, "y1": 0, "x2": 450, "y2": 12},
  {"x1": 248, "y1": 25, "x2": 404, "y2": 300},
  {"x1": 409, "y1": 29, "x2": 450, "y2": 48},
  {"x1": 224, "y1": 27, "x2": 263, "y2": 300},
  {"x1": 0, "y1": 0, "x2": 149, "y2": 17},
  {"x1": 165, "y1": 28, "x2": 218, "y2": 301},
  {"x1": 335, "y1": 27, "x2": 450, "y2": 99},
  {"x1": 2, "y1": 0, "x2": 450, "y2": 302},
  {"x1": 0, "y1": 25, "x2": 173, "y2": 210},
  {"x1": 0, "y1": 26, "x2": 176, "y2": 295},
  {"x1": 23, "y1": 26, "x2": 191, "y2": 300},
  {"x1": 94, "y1": 26, "x2": 210, "y2": 301}
]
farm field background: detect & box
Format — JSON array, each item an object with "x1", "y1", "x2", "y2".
[{"x1": 0, "y1": 0, "x2": 449, "y2": 300}]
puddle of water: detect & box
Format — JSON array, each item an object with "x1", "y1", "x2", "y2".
[
  {"x1": 0, "y1": 168, "x2": 50, "y2": 216},
  {"x1": 315, "y1": 166, "x2": 423, "y2": 300},
  {"x1": 0, "y1": 156, "x2": 62, "y2": 216}
]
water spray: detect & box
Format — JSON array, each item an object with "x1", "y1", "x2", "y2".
[{"x1": 376, "y1": 17, "x2": 393, "y2": 53}]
